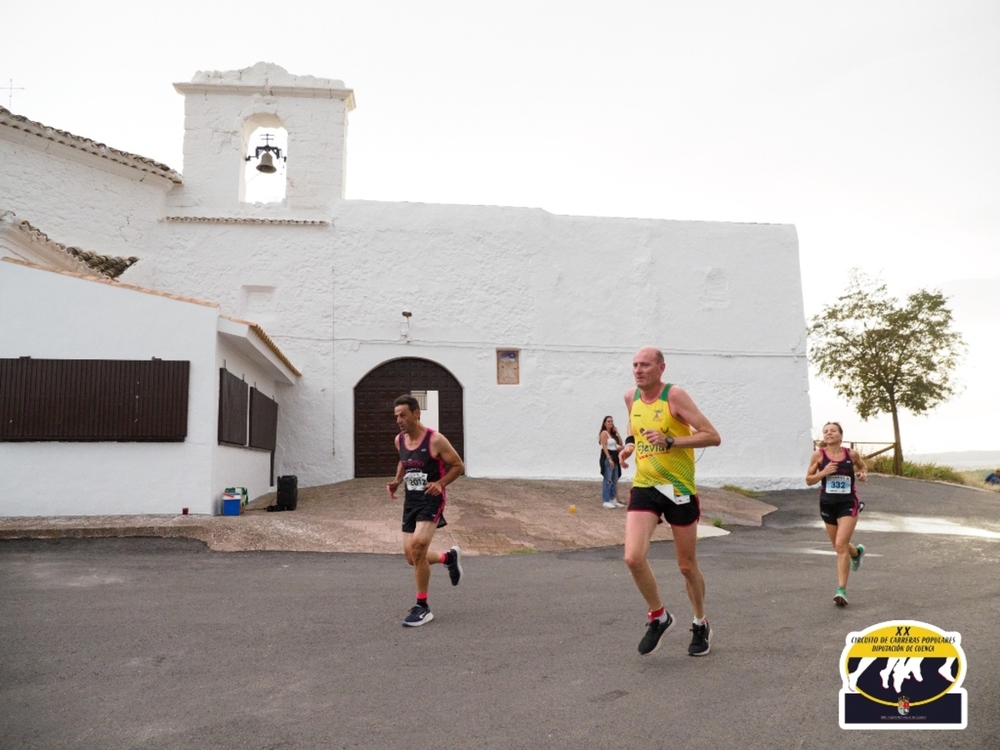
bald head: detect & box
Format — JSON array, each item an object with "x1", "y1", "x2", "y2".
[
  {"x1": 632, "y1": 346, "x2": 666, "y2": 391},
  {"x1": 635, "y1": 346, "x2": 664, "y2": 365}
]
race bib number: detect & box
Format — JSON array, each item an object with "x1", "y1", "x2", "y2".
[
  {"x1": 825, "y1": 475, "x2": 851, "y2": 494},
  {"x1": 654, "y1": 483, "x2": 690, "y2": 505},
  {"x1": 404, "y1": 472, "x2": 428, "y2": 492}
]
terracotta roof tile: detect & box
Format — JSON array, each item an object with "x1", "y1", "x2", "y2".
[
  {"x1": 64, "y1": 248, "x2": 140, "y2": 279},
  {"x1": 0, "y1": 106, "x2": 182, "y2": 185},
  {"x1": 221, "y1": 315, "x2": 303, "y2": 377},
  {"x1": 3, "y1": 258, "x2": 300, "y2": 378},
  {"x1": 165, "y1": 216, "x2": 329, "y2": 226},
  {"x1": 1, "y1": 212, "x2": 138, "y2": 279}
]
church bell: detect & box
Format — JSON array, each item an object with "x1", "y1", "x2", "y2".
[{"x1": 256, "y1": 152, "x2": 277, "y2": 174}]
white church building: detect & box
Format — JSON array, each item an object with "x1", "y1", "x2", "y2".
[{"x1": 0, "y1": 63, "x2": 814, "y2": 517}]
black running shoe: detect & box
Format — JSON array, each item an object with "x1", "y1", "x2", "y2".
[
  {"x1": 688, "y1": 621, "x2": 711, "y2": 656},
  {"x1": 445, "y1": 545, "x2": 463, "y2": 586},
  {"x1": 638, "y1": 611, "x2": 675, "y2": 655},
  {"x1": 402, "y1": 604, "x2": 433, "y2": 627}
]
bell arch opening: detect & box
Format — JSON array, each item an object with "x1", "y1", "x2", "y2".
[{"x1": 241, "y1": 115, "x2": 288, "y2": 204}]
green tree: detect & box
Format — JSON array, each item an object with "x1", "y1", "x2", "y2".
[{"x1": 808, "y1": 271, "x2": 966, "y2": 475}]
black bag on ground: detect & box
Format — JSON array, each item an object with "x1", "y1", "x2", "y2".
[{"x1": 267, "y1": 475, "x2": 298, "y2": 512}]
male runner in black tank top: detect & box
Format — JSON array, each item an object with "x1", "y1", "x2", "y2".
[{"x1": 387, "y1": 395, "x2": 465, "y2": 626}]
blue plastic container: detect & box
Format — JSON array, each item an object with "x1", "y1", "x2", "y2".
[{"x1": 222, "y1": 498, "x2": 241, "y2": 516}]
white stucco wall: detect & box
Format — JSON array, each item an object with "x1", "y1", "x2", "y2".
[
  {"x1": 3, "y1": 63, "x2": 815, "y2": 498},
  {"x1": 169, "y1": 63, "x2": 352, "y2": 220},
  {"x1": 122, "y1": 199, "x2": 813, "y2": 491},
  {"x1": 211, "y1": 340, "x2": 282, "y2": 506},
  {"x1": 0, "y1": 130, "x2": 170, "y2": 257},
  {"x1": 329, "y1": 201, "x2": 813, "y2": 490},
  {"x1": 0, "y1": 261, "x2": 279, "y2": 516},
  {"x1": 121, "y1": 219, "x2": 336, "y2": 484}
]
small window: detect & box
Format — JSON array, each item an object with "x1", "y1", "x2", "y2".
[
  {"x1": 0, "y1": 358, "x2": 189, "y2": 442},
  {"x1": 218, "y1": 369, "x2": 248, "y2": 446},
  {"x1": 497, "y1": 350, "x2": 520, "y2": 385},
  {"x1": 249, "y1": 387, "x2": 278, "y2": 451}
]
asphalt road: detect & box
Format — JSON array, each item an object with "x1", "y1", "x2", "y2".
[{"x1": 2, "y1": 476, "x2": 998, "y2": 749}]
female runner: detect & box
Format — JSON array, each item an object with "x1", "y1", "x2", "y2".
[{"x1": 806, "y1": 421, "x2": 868, "y2": 606}]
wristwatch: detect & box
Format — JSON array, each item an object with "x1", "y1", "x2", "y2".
[{"x1": 666, "y1": 436, "x2": 674, "y2": 450}]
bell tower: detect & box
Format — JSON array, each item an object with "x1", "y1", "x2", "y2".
[{"x1": 169, "y1": 63, "x2": 355, "y2": 220}]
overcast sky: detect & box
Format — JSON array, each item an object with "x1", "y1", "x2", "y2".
[{"x1": 3, "y1": 1, "x2": 997, "y2": 457}]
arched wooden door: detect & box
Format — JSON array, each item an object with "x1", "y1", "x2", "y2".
[{"x1": 354, "y1": 358, "x2": 465, "y2": 478}]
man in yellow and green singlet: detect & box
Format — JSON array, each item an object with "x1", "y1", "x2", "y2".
[{"x1": 618, "y1": 346, "x2": 722, "y2": 657}]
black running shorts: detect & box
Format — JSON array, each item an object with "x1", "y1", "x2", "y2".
[
  {"x1": 401, "y1": 493, "x2": 447, "y2": 533},
  {"x1": 628, "y1": 486, "x2": 701, "y2": 527},
  {"x1": 819, "y1": 496, "x2": 863, "y2": 525}
]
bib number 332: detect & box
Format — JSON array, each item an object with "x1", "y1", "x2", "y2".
[{"x1": 825, "y1": 475, "x2": 851, "y2": 494}]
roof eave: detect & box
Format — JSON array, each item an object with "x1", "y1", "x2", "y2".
[
  {"x1": 218, "y1": 316, "x2": 301, "y2": 385},
  {"x1": 0, "y1": 106, "x2": 183, "y2": 187}
]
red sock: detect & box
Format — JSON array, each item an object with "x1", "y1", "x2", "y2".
[{"x1": 649, "y1": 607, "x2": 665, "y2": 622}]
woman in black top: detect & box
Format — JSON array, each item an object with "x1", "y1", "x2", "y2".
[
  {"x1": 806, "y1": 421, "x2": 868, "y2": 607},
  {"x1": 599, "y1": 415, "x2": 624, "y2": 508}
]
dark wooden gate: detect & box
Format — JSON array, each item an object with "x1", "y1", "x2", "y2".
[{"x1": 354, "y1": 358, "x2": 464, "y2": 478}]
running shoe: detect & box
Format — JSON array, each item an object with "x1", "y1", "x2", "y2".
[
  {"x1": 602, "y1": 502, "x2": 617, "y2": 509},
  {"x1": 851, "y1": 544, "x2": 865, "y2": 572},
  {"x1": 445, "y1": 545, "x2": 463, "y2": 586},
  {"x1": 402, "y1": 604, "x2": 434, "y2": 627},
  {"x1": 638, "y1": 611, "x2": 675, "y2": 655},
  {"x1": 613, "y1": 501, "x2": 627, "y2": 508},
  {"x1": 834, "y1": 587, "x2": 848, "y2": 607},
  {"x1": 688, "y1": 621, "x2": 712, "y2": 656}
]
